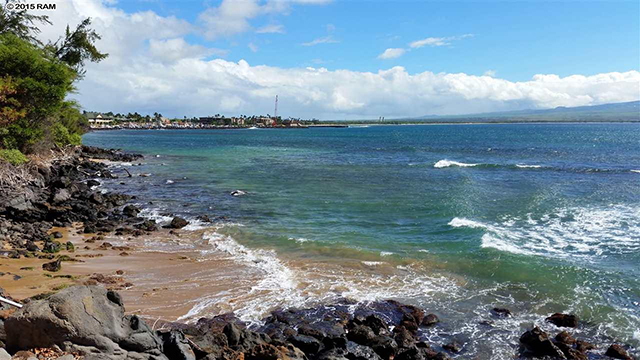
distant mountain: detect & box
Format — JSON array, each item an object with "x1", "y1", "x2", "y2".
[{"x1": 415, "y1": 100, "x2": 640, "y2": 122}]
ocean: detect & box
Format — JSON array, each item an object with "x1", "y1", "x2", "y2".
[{"x1": 83, "y1": 123, "x2": 640, "y2": 358}]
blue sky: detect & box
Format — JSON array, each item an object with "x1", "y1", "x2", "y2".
[
  {"x1": 115, "y1": 0, "x2": 639, "y2": 81},
  {"x1": 40, "y1": 0, "x2": 640, "y2": 119}
]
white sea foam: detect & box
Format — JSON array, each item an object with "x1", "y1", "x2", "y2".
[
  {"x1": 288, "y1": 237, "x2": 309, "y2": 243},
  {"x1": 361, "y1": 261, "x2": 385, "y2": 266},
  {"x1": 450, "y1": 205, "x2": 640, "y2": 260},
  {"x1": 138, "y1": 208, "x2": 174, "y2": 224},
  {"x1": 380, "y1": 251, "x2": 393, "y2": 256},
  {"x1": 448, "y1": 217, "x2": 487, "y2": 229},
  {"x1": 516, "y1": 164, "x2": 542, "y2": 169},
  {"x1": 631, "y1": 170, "x2": 640, "y2": 173},
  {"x1": 434, "y1": 160, "x2": 479, "y2": 168},
  {"x1": 166, "y1": 180, "x2": 174, "y2": 184}
]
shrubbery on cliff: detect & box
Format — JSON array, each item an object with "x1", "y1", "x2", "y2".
[{"x1": 0, "y1": 2, "x2": 105, "y2": 158}]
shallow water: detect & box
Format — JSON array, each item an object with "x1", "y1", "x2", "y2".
[{"x1": 83, "y1": 123, "x2": 640, "y2": 357}]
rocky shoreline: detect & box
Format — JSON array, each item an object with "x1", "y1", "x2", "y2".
[{"x1": 0, "y1": 146, "x2": 636, "y2": 360}]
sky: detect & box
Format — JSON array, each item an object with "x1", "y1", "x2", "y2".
[{"x1": 32, "y1": 0, "x2": 640, "y2": 120}]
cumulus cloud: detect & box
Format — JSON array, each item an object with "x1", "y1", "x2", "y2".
[
  {"x1": 378, "y1": 48, "x2": 406, "y2": 59},
  {"x1": 33, "y1": 0, "x2": 640, "y2": 120},
  {"x1": 410, "y1": 34, "x2": 474, "y2": 48}
]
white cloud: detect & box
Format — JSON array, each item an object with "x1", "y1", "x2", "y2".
[
  {"x1": 149, "y1": 38, "x2": 227, "y2": 63},
  {"x1": 248, "y1": 42, "x2": 259, "y2": 52},
  {"x1": 378, "y1": 48, "x2": 406, "y2": 59},
  {"x1": 483, "y1": 70, "x2": 496, "y2": 77},
  {"x1": 33, "y1": 0, "x2": 640, "y2": 120},
  {"x1": 410, "y1": 34, "x2": 474, "y2": 48},
  {"x1": 301, "y1": 35, "x2": 339, "y2": 46},
  {"x1": 256, "y1": 24, "x2": 285, "y2": 34}
]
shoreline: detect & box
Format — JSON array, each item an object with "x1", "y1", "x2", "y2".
[{"x1": 0, "y1": 145, "x2": 637, "y2": 359}]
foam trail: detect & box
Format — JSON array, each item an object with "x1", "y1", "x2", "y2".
[
  {"x1": 434, "y1": 160, "x2": 479, "y2": 168},
  {"x1": 449, "y1": 206, "x2": 640, "y2": 260},
  {"x1": 632, "y1": 170, "x2": 640, "y2": 173},
  {"x1": 516, "y1": 164, "x2": 542, "y2": 168}
]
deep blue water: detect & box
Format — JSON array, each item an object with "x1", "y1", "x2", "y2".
[{"x1": 84, "y1": 123, "x2": 640, "y2": 356}]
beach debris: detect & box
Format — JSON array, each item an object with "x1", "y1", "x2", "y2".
[
  {"x1": 0, "y1": 296, "x2": 23, "y2": 308},
  {"x1": 230, "y1": 190, "x2": 246, "y2": 197}
]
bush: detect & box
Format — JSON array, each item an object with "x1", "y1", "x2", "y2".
[
  {"x1": 52, "y1": 122, "x2": 81, "y2": 147},
  {"x1": 0, "y1": 149, "x2": 29, "y2": 165}
]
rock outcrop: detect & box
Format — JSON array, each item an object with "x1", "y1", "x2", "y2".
[{"x1": 5, "y1": 286, "x2": 167, "y2": 360}]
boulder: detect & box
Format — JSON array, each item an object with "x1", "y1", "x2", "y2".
[
  {"x1": 546, "y1": 313, "x2": 579, "y2": 328},
  {"x1": 519, "y1": 327, "x2": 566, "y2": 359},
  {"x1": 421, "y1": 314, "x2": 439, "y2": 327},
  {"x1": 52, "y1": 189, "x2": 71, "y2": 204},
  {"x1": 169, "y1": 217, "x2": 189, "y2": 229},
  {"x1": 491, "y1": 307, "x2": 512, "y2": 317},
  {"x1": 158, "y1": 330, "x2": 195, "y2": 360},
  {"x1": 605, "y1": 344, "x2": 632, "y2": 360},
  {"x1": 123, "y1": 205, "x2": 140, "y2": 218},
  {"x1": 42, "y1": 259, "x2": 61, "y2": 272},
  {"x1": 5, "y1": 285, "x2": 168, "y2": 360}
]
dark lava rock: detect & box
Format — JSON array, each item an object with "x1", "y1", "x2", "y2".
[
  {"x1": 289, "y1": 333, "x2": 322, "y2": 355},
  {"x1": 443, "y1": 341, "x2": 461, "y2": 353},
  {"x1": 52, "y1": 231, "x2": 63, "y2": 239},
  {"x1": 575, "y1": 340, "x2": 595, "y2": 353},
  {"x1": 519, "y1": 326, "x2": 566, "y2": 359},
  {"x1": 347, "y1": 325, "x2": 376, "y2": 345},
  {"x1": 123, "y1": 205, "x2": 141, "y2": 217},
  {"x1": 42, "y1": 259, "x2": 61, "y2": 272},
  {"x1": 83, "y1": 224, "x2": 97, "y2": 234},
  {"x1": 605, "y1": 344, "x2": 633, "y2": 360},
  {"x1": 546, "y1": 313, "x2": 579, "y2": 328},
  {"x1": 136, "y1": 220, "x2": 158, "y2": 232},
  {"x1": 421, "y1": 313, "x2": 439, "y2": 327},
  {"x1": 5, "y1": 285, "x2": 167, "y2": 359},
  {"x1": 42, "y1": 241, "x2": 61, "y2": 253},
  {"x1": 491, "y1": 307, "x2": 512, "y2": 317},
  {"x1": 196, "y1": 215, "x2": 212, "y2": 223},
  {"x1": 86, "y1": 179, "x2": 101, "y2": 187},
  {"x1": 25, "y1": 241, "x2": 39, "y2": 252},
  {"x1": 158, "y1": 330, "x2": 195, "y2": 360},
  {"x1": 169, "y1": 217, "x2": 189, "y2": 229},
  {"x1": 555, "y1": 331, "x2": 576, "y2": 345}
]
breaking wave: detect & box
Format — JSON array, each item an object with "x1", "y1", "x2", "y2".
[
  {"x1": 434, "y1": 160, "x2": 479, "y2": 168},
  {"x1": 449, "y1": 205, "x2": 640, "y2": 260}
]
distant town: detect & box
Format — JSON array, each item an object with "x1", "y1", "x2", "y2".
[{"x1": 84, "y1": 111, "x2": 343, "y2": 130}]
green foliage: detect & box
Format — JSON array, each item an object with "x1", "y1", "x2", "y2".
[
  {"x1": 0, "y1": 0, "x2": 51, "y2": 45},
  {"x1": 0, "y1": 148, "x2": 28, "y2": 165},
  {"x1": 47, "y1": 18, "x2": 108, "y2": 75},
  {"x1": 0, "y1": 11, "x2": 106, "y2": 154}
]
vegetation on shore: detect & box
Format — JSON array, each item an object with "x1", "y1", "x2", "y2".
[{"x1": 0, "y1": 1, "x2": 106, "y2": 159}]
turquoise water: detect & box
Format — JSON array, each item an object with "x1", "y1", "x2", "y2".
[{"x1": 84, "y1": 124, "x2": 640, "y2": 357}]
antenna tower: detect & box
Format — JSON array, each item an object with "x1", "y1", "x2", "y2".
[{"x1": 274, "y1": 95, "x2": 278, "y2": 119}]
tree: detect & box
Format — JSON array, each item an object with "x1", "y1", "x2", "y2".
[
  {"x1": 47, "y1": 18, "x2": 108, "y2": 76},
  {"x1": 0, "y1": 0, "x2": 51, "y2": 45}
]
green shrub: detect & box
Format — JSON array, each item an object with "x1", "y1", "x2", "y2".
[{"x1": 0, "y1": 149, "x2": 29, "y2": 165}]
